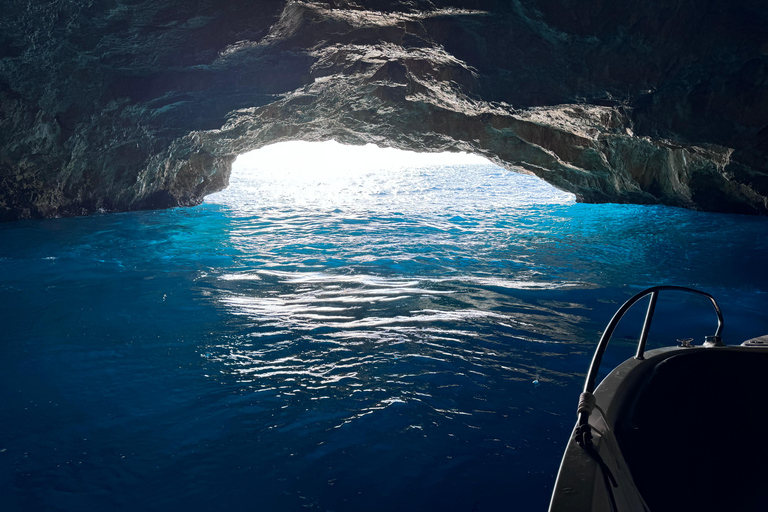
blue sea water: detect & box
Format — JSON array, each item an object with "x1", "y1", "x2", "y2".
[{"x1": 2, "y1": 145, "x2": 768, "y2": 512}]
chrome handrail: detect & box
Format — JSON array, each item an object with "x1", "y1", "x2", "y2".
[{"x1": 583, "y1": 285, "x2": 724, "y2": 396}]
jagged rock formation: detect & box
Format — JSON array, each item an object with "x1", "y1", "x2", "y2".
[{"x1": 1, "y1": 0, "x2": 766, "y2": 220}]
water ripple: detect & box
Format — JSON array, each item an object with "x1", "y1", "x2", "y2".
[{"x1": 4, "y1": 149, "x2": 767, "y2": 511}]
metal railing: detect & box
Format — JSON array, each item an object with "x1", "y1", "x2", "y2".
[
  {"x1": 571, "y1": 286, "x2": 724, "y2": 511},
  {"x1": 583, "y1": 285, "x2": 724, "y2": 396}
]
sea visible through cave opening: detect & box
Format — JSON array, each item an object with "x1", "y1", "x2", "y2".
[{"x1": 2, "y1": 141, "x2": 768, "y2": 511}]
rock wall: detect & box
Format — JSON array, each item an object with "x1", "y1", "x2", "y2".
[{"x1": 1, "y1": 0, "x2": 766, "y2": 220}]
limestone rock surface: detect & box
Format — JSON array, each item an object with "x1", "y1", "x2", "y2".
[{"x1": 1, "y1": 0, "x2": 766, "y2": 220}]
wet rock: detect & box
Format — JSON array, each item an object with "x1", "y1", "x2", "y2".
[{"x1": 0, "y1": 0, "x2": 766, "y2": 220}]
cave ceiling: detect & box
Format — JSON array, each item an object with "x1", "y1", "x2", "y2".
[{"x1": 1, "y1": 0, "x2": 767, "y2": 220}]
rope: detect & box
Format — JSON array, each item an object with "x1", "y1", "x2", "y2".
[
  {"x1": 575, "y1": 391, "x2": 619, "y2": 512},
  {"x1": 586, "y1": 442, "x2": 619, "y2": 512},
  {"x1": 577, "y1": 392, "x2": 596, "y2": 415}
]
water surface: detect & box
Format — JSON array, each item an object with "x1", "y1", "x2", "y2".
[{"x1": 2, "y1": 147, "x2": 767, "y2": 511}]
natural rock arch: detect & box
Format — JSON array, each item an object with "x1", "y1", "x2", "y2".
[{"x1": 1, "y1": 0, "x2": 766, "y2": 220}]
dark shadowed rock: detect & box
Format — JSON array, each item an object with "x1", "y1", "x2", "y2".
[{"x1": 0, "y1": 0, "x2": 766, "y2": 220}]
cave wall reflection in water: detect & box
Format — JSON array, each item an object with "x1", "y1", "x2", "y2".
[{"x1": 2, "y1": 142, "x2": 768, "y2": 511}]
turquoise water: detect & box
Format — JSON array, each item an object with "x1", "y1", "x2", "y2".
[{"x1": 2, "y1": 150, "x2": 768, "y2": 511}]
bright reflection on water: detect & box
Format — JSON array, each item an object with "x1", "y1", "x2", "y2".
[
  {"x1": 209, "y1": 140, "x2": 572, "y2": 211},
  {"x1": 200, "y1": 143, "x2": 587, "y2": 510},
  {"x1": 204, "y1": 141, "x2": 584, "y2": 401},
  {"x1": 2, "y1": 141, "x2": 768, "y2": 512}
]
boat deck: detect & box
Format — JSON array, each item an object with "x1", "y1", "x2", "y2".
[{"x1": 615, "y1": 348, "x2": 768, "y2": 512}]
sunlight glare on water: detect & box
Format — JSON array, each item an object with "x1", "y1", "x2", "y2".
[{"x1": 206, "y1": 140, "x2": 575, "y2": 212}]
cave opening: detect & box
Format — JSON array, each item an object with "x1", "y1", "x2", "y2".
[{"x1": 204, "y1": 140, "x2": 576, "y2": 212}]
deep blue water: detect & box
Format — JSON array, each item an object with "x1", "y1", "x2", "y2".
[{"x1": 2, "y1": 149, "x2": 768, "y2": 511}]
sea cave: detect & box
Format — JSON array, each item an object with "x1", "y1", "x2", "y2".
[
  {"x1": 1, "y1": 2, "x2": 768, "y2": 511},
  {"x1": 1, "y1": 0, "x2": 767, "y2": 220}
]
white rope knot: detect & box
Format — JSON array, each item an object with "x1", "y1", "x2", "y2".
[{"x1": 577, "y1": 392, "x2": 596, "y2": 415}]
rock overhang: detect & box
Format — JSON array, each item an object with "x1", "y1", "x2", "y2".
[{"x1": 0, "y1": 0, "x2": 766, "y2": 221}]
